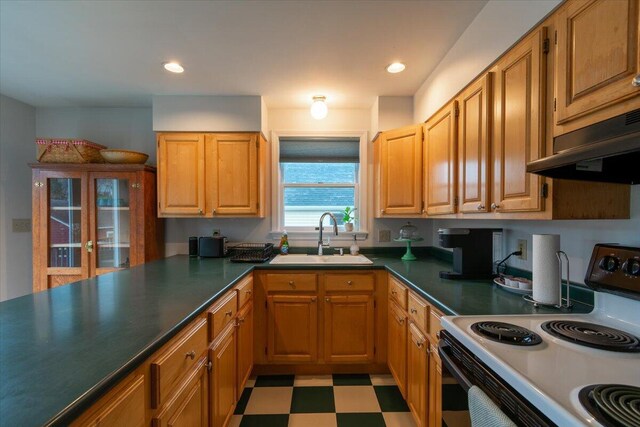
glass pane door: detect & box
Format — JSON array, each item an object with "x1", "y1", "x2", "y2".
[
  {"x1": 48, "y1": 178, "x2": 82, "y2": 267},
  {"x1": 95, "y1": 179, "x2": 131, "y2": 269}
]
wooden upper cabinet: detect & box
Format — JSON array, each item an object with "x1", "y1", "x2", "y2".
[
  {"x1": 457, "y1": 74, "x2": 491, "y2": 214},
  {"x1": 157, "y1": 133, "x2": 205, "y2": 216},
  {"x1": 377, "y1": 125, "x2": 423, "y2": 216},
  {"x1": 424, "y1": 102, "x2": 457, "y2": 216},
  {"x1": 555, "y1": 0, "x2": 640, "y2": 132},
  {"x1": 493, "y1": 28, "x2": 546, "y2": 213},
  {"x1": 205, "y1": 133, "x2": 259, "y2": 216}
]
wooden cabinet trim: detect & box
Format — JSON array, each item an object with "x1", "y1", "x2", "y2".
[
  {"x1": 324, "y1": 273, "x2": 375, "y2": 292},
  {"x1": 323, "y1": 294, "x2": 375, "y2": 363},
  {"x1": 267, "y1": 294, "x2": 318, "y2": 363},
  {"x1": 235, "y1": 274, "x2": 254, "y2": 310},
  {"x1": 388, "y1": 275, "x2": 408, "y2": 310},
  {"x1": 408, "y1": 292, "x2": 429, "y2": 334},
  {"x1": 266, "y1": 273, "x2": 318, "y2": 292}
]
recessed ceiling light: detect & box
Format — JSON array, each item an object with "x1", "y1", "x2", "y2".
[
  {"x1": 386, "y1": 62, "x2": 406, "y2": 74},
  {"x1": 310, "y1": 96, "x2": 328, "y2": 120},
  {"x1": 163, "y1": 62, "x2": 184, "y2": 73}
]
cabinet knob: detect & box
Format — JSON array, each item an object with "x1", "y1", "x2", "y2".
[
  {"x1": 185, "y1": 350, "x2": 196, "y2": 360},
  {"x1": 207, "y1": 361, "x2": 212, "y2": 371},
  {"x1": 632, "y1": 74, "x2": 640, "y2": 87},
  {"x1": 288, "y1": 280, "x2": 295, "y2": 288},
  {"x1": 477, "y1": 204, "x2": 485, "y2": 210},
  {"x1": 491, "y1": 203, "x2": 500, "y2": 210},
  {"x1": 325, "y1": 297, "x2": 331, "y2": 302},
  {"x1": 422, "y1": 209, "x2": 426, "y2": 214},
  {"x1": 391, "y1": 289, "x2": 397, "y2": 295},
  {"x1": 130, "y1": 183, "x2": 141, "y2": 189},
  {"x1": 225, "y1": 310, "x2": 233, "y2": 317},
  {"x1": 380, "y1": 209, "x2": 385, "y2": 215},
  {"x1": 436, "y1": 330, "x2": 441, "y2": 339},
  {"x1": 198, "y1": 209, "x2": 203, "y2": 215},
  {"x1": 310, "y1": 297, "x2": 317, "y2": 302},
  {"x1": 396, "y1": 316, "x2": 405, "y2": 325},
  {"x1": 410, "y1": 308, "x2": 417, "y2": 314},
  {"x1": 212, "y1": 209, "x2": 216, "y2": 215},
  {"x1": 416, "y1": 340, "x2": 425, "y2": 349},
  {"x1": 346, "y1": 280, "x2": 353, "y2": 286},
  {"x1": 34, "y1": 181, "x2": 44, "y2": 188},
  {"x1": 246, "y1": 290, "x2": 252, "y2": 295},
  {"x1": 85, "y1": 240, "x2": 93, "y2": 253},
  {"x1": 237, "y1": 317, "x2": 245, "y2": 325}
]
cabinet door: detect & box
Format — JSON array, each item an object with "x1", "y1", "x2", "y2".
[
  {"x1": 267, "y1": 295, "x2": 318, "y2": 363},
  {"x1": 428, "y1": 344, "x2": 443, "y2": 427},
  {"x1": 210, "y1": 323, "x2": 237, "y2": 427},
  {"x1": 34, "y1": 170, "x2": 90, "y2": 292},
  {"x1": 388, "y1": 301, "x2": 408, "y2": 398},
  {"x1": 556, "y1": 0, "x2": 640, "y2": 127},
  {"x1": 236, "y1": 302, "x2": 253, "y2": 398},
  {"x1": 424, "y1": 102, "x2": 457, "y2": 216},
  {"x1": 89, "y1": 172, "x2": 137, "y2": 276},
  {"x1": 152, "y1": 357, "x2": 209, "y2": 427},
  {"x1": 205, "y1": 133, "x2": 258, "y2": 216},
  {"x1": 407, "y1": 323, "x2": 428, "y2": 427},
  {"x1": 157, "y1": 133, "x2": 205, "y2": 216},
  {"x1": 457, "y1": 74, "x2": 491, "y2": 214},
  {"x1": 378, "y1": 125, "x2": 423, "y2": 216},
  {"x1": 493, "y1": 28, "x2": 546, "y2": 213},
  {"x1": 324, "y1": 294, "x2": 375, "y2": 363}
]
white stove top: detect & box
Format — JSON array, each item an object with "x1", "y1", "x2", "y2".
[{"x1": 441, "y1": 293, "x2": 640, "y2": 427}]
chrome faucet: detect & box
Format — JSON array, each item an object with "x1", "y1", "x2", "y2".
[{"x1": 318, "y1": 211, "x2": 339, "y2": 255}]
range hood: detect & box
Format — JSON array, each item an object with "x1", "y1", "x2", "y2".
[{"x1": 527, "y1": 109, "x2": 640, "y2": 184}]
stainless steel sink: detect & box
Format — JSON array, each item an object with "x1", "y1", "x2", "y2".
[{"x1": 269, "y1": 254, "x2": 373, "y2": 265}]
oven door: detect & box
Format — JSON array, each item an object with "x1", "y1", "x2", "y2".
[{"x1": 438, "y1": 330, "x2": 556, "y2": 427}]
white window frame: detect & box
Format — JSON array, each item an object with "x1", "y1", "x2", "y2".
[{"x1": 270, "y1": 130, "x2": 369, "y2": 241}]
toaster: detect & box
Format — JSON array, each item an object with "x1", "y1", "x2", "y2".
[{"x1": 198, "y1": 236, "x2": 228, "y2": 258}]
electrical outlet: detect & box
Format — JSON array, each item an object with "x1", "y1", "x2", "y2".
[
  {"x1": 378, "y1": 229, "x2": 391, "y2": 243},
  {"x1": 517, "y1": 239, "x2": 527, "y2": 260},
  {"x1": 212, "y1": 229, "x2": 220, "y2": 236},
  {"x1": 12, "y1": 218, "x2": 31, "y2": 233}
]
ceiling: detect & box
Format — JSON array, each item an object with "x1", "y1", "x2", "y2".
[{"x1": 0, "y1": 1, "x2": 487, "y2": 109}]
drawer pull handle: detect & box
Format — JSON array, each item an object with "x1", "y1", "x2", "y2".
[
  {"x1": 325, "y1": 297, "x2": 331, "y2": 302},
  {"x1": 410, "y1": 308, "x2": 417, "y2": 314},
  {"x1": 185, "y1": 350, "x2": 196, "y2": 360},
  {"x1": 225, "y1": 311, "x2": 233, "y2": 317},
  {"x1": 346, "y1": 280, "x2": 353, "y2": 286},
  {"x1": 288, "y1": 281, "x2": 295, "y2": 288}
]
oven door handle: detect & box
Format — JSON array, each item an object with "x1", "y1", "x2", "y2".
[{"x1": 438, "y1": 340, "x2": 473, "y2": 392}]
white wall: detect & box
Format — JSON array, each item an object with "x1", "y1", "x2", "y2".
[
  {"x1": 414, "y1": 0, "x2": 561, "y2": 122},
  {"x1": 378, "y1": 96, "x2": 413, "y2": 131},
  {"x1": 412, "y1": 0, "x2": 639, "y2": 284},
  {"x1": 0, "y1": 94, "x2": 36, "y2": 301},
  {"x1": 152, "y1": 95, "x2": 262, "y2": 132}
]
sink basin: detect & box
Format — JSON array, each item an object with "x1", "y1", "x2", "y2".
[{"x1": 270, "y1": 254, "x2": 373, "y2": 265}]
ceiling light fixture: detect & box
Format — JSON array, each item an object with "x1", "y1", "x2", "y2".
[
  {"x1": 310, "y1": 96, "x2": 328, "y2": 120},
  {"x1": 163, "y1": 62, "x2": 184, "y2": 73},
  {"x1": 386, "y1": 62, "x2": 406, "y2": 73}
]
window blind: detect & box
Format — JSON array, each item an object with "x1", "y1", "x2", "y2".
[{"x1": 279, "y1": 137, "x2": 360, "y2": 163}]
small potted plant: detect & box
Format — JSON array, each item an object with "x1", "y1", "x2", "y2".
[{"x1": 342, "y1": 206, "x2": 357, "y2": 232}]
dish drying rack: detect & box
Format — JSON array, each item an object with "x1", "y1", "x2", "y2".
[{"x1": 229, "y1": 243, "x2": 274, "y2": 263}]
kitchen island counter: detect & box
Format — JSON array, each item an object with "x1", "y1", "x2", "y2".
[{"x1": 0, "y1": 253, "x2": 591, "y2": 426}]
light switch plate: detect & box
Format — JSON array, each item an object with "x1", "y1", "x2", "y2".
[
  {"x1": 378, "y1": 229, "x2": 391, "y2": 242},
  {"x1": 12, "y1": 218, "x2": 32, "y2": 233}
]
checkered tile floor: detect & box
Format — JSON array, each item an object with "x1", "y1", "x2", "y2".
[{"x1": 229, "y1": 374, "x2": 417, "y2": 427}]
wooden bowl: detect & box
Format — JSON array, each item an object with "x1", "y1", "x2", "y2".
[{"x1": 100, "y1": 149, "x2": 149, "y2": 164}]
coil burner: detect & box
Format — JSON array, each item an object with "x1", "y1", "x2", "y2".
[
  {"x1": 579, "y1": 384, "x2": 640, "y2": 427},
  {"x1": 541, "y1": 320, "x2": 640, "y2": 352},
  {"x1": 470, "y1": 321, "x2": 542, "y2": 346}
]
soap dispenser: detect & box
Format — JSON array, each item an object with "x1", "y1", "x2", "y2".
[{"x1": 350, "y1": 235, "x2": 360, "y2": 255}]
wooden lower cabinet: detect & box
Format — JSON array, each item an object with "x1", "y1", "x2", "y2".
[
  {"x1": 407, "y1": 323, "x2": 429, "y2": 427},
  {"x1": 324, "y1": 294, "x2": 375, "y2": 363},
  {"x1": 387, "y1": 301, "x2": 408, "y2": 398},
  {"x1": 152, "y1": 357, "x2": 209, "y2": 427},
  {"x1": 428, "y1": 343, "x2": 443, "y2": 427},
  {"x1": 237, "y1": 302, "x2": 254, "y2": 397},
  {"x1": 267, "y1": 294, "x2": 318, "y2": 363},
  {"x1": 210, "y1": 323, "x2": 237, "y2": 427}
]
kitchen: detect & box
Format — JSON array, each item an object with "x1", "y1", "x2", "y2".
[{"x1": 1, "y1": 1, "x2": 639, "y2": 427}]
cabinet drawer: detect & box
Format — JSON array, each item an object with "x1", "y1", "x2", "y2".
[
  {"x1": 208, "y1": 291, "x2": 238, "y2": 342},
  {"x1": 325, "y1": 273, "x2": 374, "y2": 292},
  {"x1": 408, "y1": 292, "x2": 428, "y2": 333},
  {"x1": 235, "y1": 275, "x2": 253, "y2": 310},
  {"x1": 266, "y1": 273, "x2": 317, "y2": 292},
  {"x1": 150, "y1": 317, "x2": 207, "y2": 409},
  {"x1": 388, "y1": 275, "x2": 408, "y2": 309},
  {"x1": 428, "y1": 307, "x2": 444, "y2": 342}
]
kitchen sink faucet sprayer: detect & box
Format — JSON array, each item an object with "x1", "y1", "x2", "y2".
[{"x1": 318, "y1": 212, "x2": 339, "y2": 255}]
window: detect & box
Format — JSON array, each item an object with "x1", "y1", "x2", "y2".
[{"x1": 277, "y1": 136, "x2": 363, "y2": 232}]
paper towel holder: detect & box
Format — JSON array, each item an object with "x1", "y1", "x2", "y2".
[{"x1": 523, "y1": 250, "x2": 573, "y2": 310}]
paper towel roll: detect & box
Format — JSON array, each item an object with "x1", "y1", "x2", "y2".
[{"x1": 532, "y1": 234, "x2": 560, "y2": 305}]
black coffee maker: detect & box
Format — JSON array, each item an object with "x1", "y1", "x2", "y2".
[{"x1": 438, "y1": 228, "x2": 501, "y2": 280}]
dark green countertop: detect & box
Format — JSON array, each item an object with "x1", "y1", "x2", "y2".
[{"x1": 0, "y1": 253, "x2": 592, "y2": 426}]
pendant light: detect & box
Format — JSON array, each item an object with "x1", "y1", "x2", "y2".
[{"x1": 310, "y1": 96, "x2": 328, "y2": 120}]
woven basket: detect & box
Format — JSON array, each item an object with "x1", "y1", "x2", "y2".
[{"x1": 36, "y1": 139, "x2": 106, "y2": 163}]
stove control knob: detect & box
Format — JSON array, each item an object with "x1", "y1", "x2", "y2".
[
  {"x1": 599, "y1": 256, "x2": 620, "y2": 272},
  {"x1": 622, "y1": 258, "x2": 640, "y2": 276}
]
